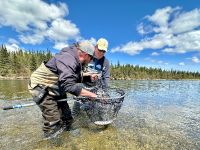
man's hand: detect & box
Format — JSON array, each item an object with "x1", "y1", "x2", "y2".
[
  {"x1": 90, "y1": 73, "x2": 99, "y2": 81},
  {"x1": 79, "y1": 88, "x2": 97, "y2": 100},
  {"x1": 83, "y1": 72, "x2": 100, "y2": 81}
]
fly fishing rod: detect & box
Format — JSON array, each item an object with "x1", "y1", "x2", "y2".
[
  {"x1": 1, "y1": 94, "x2": 100, "y2": 110},
  {"x1": 2, "y1": 98, "x2": 69, "y2": 110},
  {"x1": 2, "y1": 70, "x2": 106, "y2": 111},
  {"x1": 2, "y1": 102, "x2": 36, "y2": 110}
]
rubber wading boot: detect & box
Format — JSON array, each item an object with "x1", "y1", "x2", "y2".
[
  {"x1": 72, "y1": 101, "x2": 81, "y2": 117},
  {"x1": 63, "y1": 116, "x2": 74, "y2": 131},
  {"x1": 43, "y1": 124, "x2": 65, "y2": 140}
]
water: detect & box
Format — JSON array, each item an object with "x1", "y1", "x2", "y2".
[{"x1": 0, "y1": 80, "x2": 200, "y2": 149}]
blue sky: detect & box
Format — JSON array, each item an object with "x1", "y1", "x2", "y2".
[{"x1": 0, "y1": 0, "x2": 200, "y2": 72}]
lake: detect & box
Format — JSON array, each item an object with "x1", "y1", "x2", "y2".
[{"x1": 0, "y1": 80, "x2": 200, "y2": 149}]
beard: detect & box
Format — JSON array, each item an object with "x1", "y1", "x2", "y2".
[
  {"x1": 82, "y1": 59, "x2": 87, "y2": 66},
  {"x1": 82, "y1": 62, "x2": 87, "y2": 68},
  {"x1": 82, "y1": 58, "x2": 91, "y2": 66}
]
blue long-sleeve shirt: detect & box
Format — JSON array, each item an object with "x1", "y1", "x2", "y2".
[{"x1": 87, "y1": 56, "x2": 110, "y2": 88}]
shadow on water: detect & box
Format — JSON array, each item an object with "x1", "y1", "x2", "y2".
[{"x1": 0, "y1": 80, "x2": 200, "y2": 149}]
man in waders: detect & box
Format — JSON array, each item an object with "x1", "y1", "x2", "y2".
[
  {"x1": 28, "y1": 41, "x2": 97, "y2": 139},
  {"x1": 72, "y1": 38, "x2": 110, "y2": 116}
]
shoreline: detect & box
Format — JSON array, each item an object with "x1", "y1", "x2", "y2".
[{"x1": 0, "y1": 76, "x2": 199, "y2": 80}]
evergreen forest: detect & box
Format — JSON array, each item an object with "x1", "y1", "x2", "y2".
[
  {"x1": 0, "y1": 45, "x2": 52, "y2": 78},
  {"x1": 1, "y1": 45, "x2": 200, "y2": 79}
]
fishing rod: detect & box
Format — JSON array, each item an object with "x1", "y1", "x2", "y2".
[
  {"x1": 2, "y1": 98, "x2": 69, "y2": 110},
  {"x1": 2, "y1": 87, "x2": 121, "y2": 110},
  {"x1": 2, "y1": 72, "x2": 113, "y2": 111},
  {"x1": 1, "y1": 94, "x2": 102, "y2": 111},
  {"x1": 2, "y1": 102, "x2": 36, "y2": 110}
]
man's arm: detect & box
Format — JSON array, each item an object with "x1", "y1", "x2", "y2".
[
  {"x1": 55, "y1": 54, "x2": 97, "y2": 99},
  {"x1": 79, "y1": 88, "x2": 97, "y2": 99}
]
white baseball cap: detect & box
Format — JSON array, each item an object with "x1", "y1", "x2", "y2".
[{"x1": 97, "y1": 38, "x2": 108, "y2": 52}]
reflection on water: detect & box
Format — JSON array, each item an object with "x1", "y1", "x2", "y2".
[
  {"x1": 0, "y1": 80, "x2": 200, "y2": 149},
  {"x1": 0, "y1": 80, "x2": 30, "y2": 100}
]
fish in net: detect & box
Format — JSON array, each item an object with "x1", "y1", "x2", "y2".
[{"x1": 74, "y1": 77, "x2": 125, "y2": 126}]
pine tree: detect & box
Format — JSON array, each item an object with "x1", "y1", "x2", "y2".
[
  {"x1": 0, "y1": 45, "x2": 10, "y2": 76},
  {"x1": 45, "y1": 49, "x2": 52, "y2": 61},
  {"x1": 29, "y1": 55, "x2": 37, "y2": 72},
  {"x1": 10, "y1": 52, "x2": 20, "y2": 74}
]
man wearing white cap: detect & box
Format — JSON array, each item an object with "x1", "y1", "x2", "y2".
[
  {"x1": 84, "y1": 38, "x2": 110, "y2": 88},
  {"x1": 28, "y1": 40, "x2": 97, "y2": 139}
]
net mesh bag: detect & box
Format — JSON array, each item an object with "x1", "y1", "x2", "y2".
[{"x1": 74, "y1": 86, "x2": 125, "y2": 125}]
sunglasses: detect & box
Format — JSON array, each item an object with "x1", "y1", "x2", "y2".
[{"x1": 98, "y1": 49, "x2": 106, "y2": 53}]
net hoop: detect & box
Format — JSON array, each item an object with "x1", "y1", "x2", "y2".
[
  {"x1": 73, "y1": 88, "x2": 125, "y2": 125},
  {"x1": 73, "y1": 88, "x2": 125, "y2": 104}
]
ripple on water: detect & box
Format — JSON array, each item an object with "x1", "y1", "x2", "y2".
[{"x1": 0, "y1": 80, "x2": 200, "y2": 149}]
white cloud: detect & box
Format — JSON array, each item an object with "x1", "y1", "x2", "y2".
[
  {"x1": 179, "y1": 62, "x2": 185, "y2": 66},
  {"x1": 19, "y1": 33, "x2": 45, "y2": 44},
  {"x1": 5, "y1": 43, "x2": 20, "y2": 52},
  {"x1": 111, "y1": 42, "x2": 143, "y2": 55},
  {"x1": 5, "y1": 38, "x2": 21, "y2": 52},
  {"x1": 53, "y1": 37, "x2": 97, "y2": 50},
  {"x1": 145, "y1": 57, "x2": 168, "y2": 65},
  {"x1": 47, "y1": 18, "x2": 80, "y2": 42},
  {"x1": 111, "y1": 7, "x2": 200, "y2": 55},
  {"x1": 0, "y1": 0, "x2": 80, "y2": 49},
  {"x1": 164, "y1": 62, "x2": 169, "y2": 65},
  {"x1": 191, "y1": 56, "x2": 200, "y2": 63},
  {"x1": 145, "y1": 57, "x2": 156, "y2": 63},
  {"x1": 137, "y1": 23, "x2": 155, "y2": 35},
  {"x1": 137, "y1": 23, "x2": 146, "y2": 35},
  {"x1": 146, "y1": 6, "x2": 179, "y2": 32},
  {"x1": 53, "y1": 42, "x2": 69, "y2": 50},
  {"x1": 151, "y1": 52, "x2": 159, "y2": 56},
  {"x1": 88, "y1": 37, "x2": 97, "y2": 45},
  {"x1": 0, "y1": 0, "x2": 67, "y2": 31},
  {"x1": 8, "y1": 38, "x2": 19, "y2": 45},
  {"x1": 170, "y1": 8, "x2": 200, "y2": 34}
]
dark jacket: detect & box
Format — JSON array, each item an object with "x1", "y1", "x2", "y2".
[
  {"x1": 29, "y1": 45, "x2": 83, "y2": 97},
  {"x1": 45, "y1": 46, "x2": 82, "y2": 96}
]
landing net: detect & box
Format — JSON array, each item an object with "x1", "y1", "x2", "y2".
[{"x1": 74, "y1": 78, "x2": 125, "y2": 125}]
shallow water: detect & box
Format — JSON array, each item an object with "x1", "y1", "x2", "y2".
[{"x1": 0, "y1": 80, "x2": 200, "y2": 149}]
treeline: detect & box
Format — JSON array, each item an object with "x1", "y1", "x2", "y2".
[
  {"x1": 0, "y1": 45, "x2": 52, "y2": 78},
  {"x1": 1, "y1": 45, "x2": 200, "y2": 79},
  {"x1": 110, "y1": 62, "x2": 200, "y2": 80}
]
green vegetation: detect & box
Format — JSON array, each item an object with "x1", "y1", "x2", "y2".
[
  {"x1": 0, "y1": 45, "x2": 52, "y2": 78},
  {"x1": 110, "y1": 62, "x2": 200, "y2": 80},
  {"x1": 0, "y1": 45, "x2": 200, "y2": 79}
]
